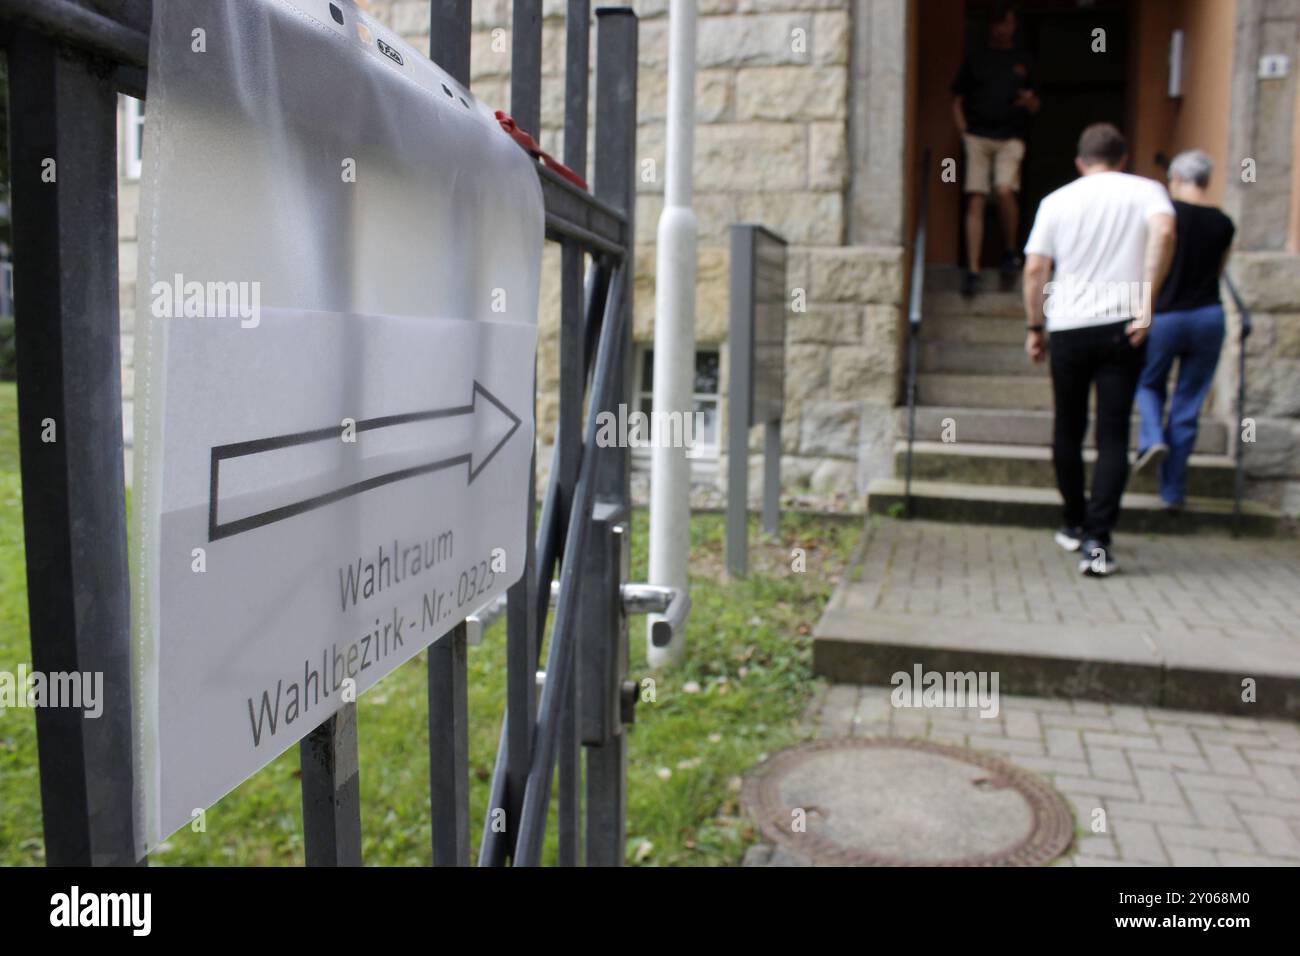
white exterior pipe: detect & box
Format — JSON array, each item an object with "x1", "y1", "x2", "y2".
[{"x1": 648, "y1": 0, "x2": 698, "y2": 667}]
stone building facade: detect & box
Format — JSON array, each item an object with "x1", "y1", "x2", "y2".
[{"x1": 116, "y1": 0, "x2": 1300, "y2": 515}]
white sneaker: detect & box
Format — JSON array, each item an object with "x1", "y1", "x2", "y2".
[{"x1": 1054, "y1": 526, "x2": 1083, "y2": 552}]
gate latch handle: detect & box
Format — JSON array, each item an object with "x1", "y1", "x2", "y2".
[
  {"x1": 464, "y1": 582, "x2": 690, "y2": 647},
  {"x1": 620, "y1": 584, "x2": 690, "y2": 648}
]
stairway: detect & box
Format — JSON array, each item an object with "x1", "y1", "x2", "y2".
[{"x1": 866, "y1": 266, "x2": 1282, "y2": 535}]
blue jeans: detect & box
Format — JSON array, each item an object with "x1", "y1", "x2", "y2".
[{"x1": 1135, "y1": 303, "x2": 1225, "y2": 506}]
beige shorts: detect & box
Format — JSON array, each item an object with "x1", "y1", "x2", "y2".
[{"x1": 963, "y1": 133, "x2": 1025, "y2": 194}]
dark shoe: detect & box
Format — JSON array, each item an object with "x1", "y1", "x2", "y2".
[
  {"x1": 960, "y1": 270, "x2": 981, "y2": 298},
  {"x1": 1054, "y1": 526, "x2": 1083, "y2": 552},
  {"x1": 1079, "y1": 540, "x2": 1118, "y2": 577},
  {"x1": 1133, "y1": 442, "x2": 1169, "y2": 477}
]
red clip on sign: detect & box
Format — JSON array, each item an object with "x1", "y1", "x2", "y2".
[{"x1": 495, "y1": 111, "x2": 590, "y2": 192}]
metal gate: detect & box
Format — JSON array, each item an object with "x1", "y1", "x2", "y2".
[{"x1": 3, "y1": 0, "x2": 682, "y2": 866}]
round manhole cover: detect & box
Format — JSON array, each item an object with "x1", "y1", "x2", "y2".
[{"x1": 742, "y1": 738, "x2": 1075, "y2": 866}]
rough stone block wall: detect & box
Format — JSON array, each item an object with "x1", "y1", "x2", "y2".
[
  {"x1": 1223, "y1": 0, "x2": 1300, "y2": 517},
  {"x1": 1232, "y1": 253, "x2": 1300, "y2": 516}
]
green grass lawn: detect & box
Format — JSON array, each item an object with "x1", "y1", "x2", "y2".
[{"x1": 0, "y1": 381, "x2": 862, "y2": 865}]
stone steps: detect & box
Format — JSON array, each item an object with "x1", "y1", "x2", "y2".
[
  {"x1": 873, "y1": 267, "x2": 1283, "y2": 537},
  {"x1": 920, "y1": 314, "x2": 1027, "y2": 345},
  {"x1": 920, "y1": 340, "x2": 1047, "y2": 375},
  {"x1": 898, "y1": 406, "x2": 1230, "y2": 455},
  {"x1": 865, "y1": 477, "x2": 1281, "y2": 536},
  {"x1": 917, "y1": 373, "x2": 1053, "y2": 410},
  {"x1": 924, "y1": 289, "x2": 1023, "y2": 319},
  {"x1": 813, "y1": 605, "x2": 1300, "y2": 719},
  {"x1": 895, "y1": 440, "x2": 1238, "y2": 499}
]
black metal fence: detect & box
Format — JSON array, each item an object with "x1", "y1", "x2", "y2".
[{"x1": 2, "y1": 0, "x2": 665, "y2": 867}]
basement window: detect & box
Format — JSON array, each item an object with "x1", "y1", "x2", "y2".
[{"x1": 633, "y1": 347, "x2": 720, "y2": 461}]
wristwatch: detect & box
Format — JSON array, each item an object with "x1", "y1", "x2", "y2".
[{"x1": 1026, "y1": 324, "x2": 1045, "y2": 333}]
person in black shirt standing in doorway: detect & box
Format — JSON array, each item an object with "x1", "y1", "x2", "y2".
[
  {"x1": 1133, "y1": 149, "x2": 1236, "y2": 510},
  {"x1": 952, "y1": 0, "x2": 1040, "y2": 297}
]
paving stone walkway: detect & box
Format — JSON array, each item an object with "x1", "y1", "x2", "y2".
[
  {"x1": 744, "y1": 684, "x2": 1300, "y2": 867},
  {"x1": 813, "y1": 519, "x2": 1300, "y2": 715},
  {"x1": 843, "y1": 518, "x2": 1300, "y2": 637}
]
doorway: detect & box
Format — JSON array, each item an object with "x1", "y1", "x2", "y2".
[{"x1": 917, "y1": 0, "x2": 1132, "y2": 268}]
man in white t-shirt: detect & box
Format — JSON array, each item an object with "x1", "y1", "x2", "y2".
[{"x1": 1022, "y1": 123, "x2": 1175, "y2": 577}]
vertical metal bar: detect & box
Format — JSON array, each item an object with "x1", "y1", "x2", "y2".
[
  {"x1": 583, "y1": 6, "x2": 638, "y2": 866},
  {"x1": 592, "y1": 6, "x2": 638, "y2": 505},
  {"x1": 582, "y1": 515, "x2": 626, "y2": 868},
  {"x1": 762, "y1": 420, "x2": 781, "y2": 536},
  {"x1": 557, "y1": 648, "x2": 581, "y2": 865},
  {"x1": 429, "y1": 0, "x2": 472, "y2": 85},
  {"x1": 585, "y1": 728, "x2": 627, "y2": 866},
  {"x1": 424, "y1": 0, "x2": 474, "y2": 869},
  {"x1": 904, "y1": 152, "x2": 931, "y2": 521},
  {"x1": 494, "y1": 0, "x2": 557, "y2": 840},
  {"x1": 502, "y1": 477, "x2": 538, "y2": 863},
  {"x1": 903, "y1": 327, "x2": 920, "y2": 519},
  {"x1": 8, "y1": 30, "x2": 138, "y2": 867},
  {"x1": 511, "y1": 0, "x2": 543, "y2": 136},
  {"x1": 427, "y1": 624, "x2": 470, "y2": 865},
  {"x1": 300, "y1": 705, "x2": 363, "y2": 866},
  {"x1": 555, "y1": 237, "x2": 583, "y2": 865},
  {"x1": 579, "y1": 505, "x2": 625, "y2": 750},
  {"x1": 477, "y1": 719, "x2": 511, "y2": 865},
  {"x1": 581, "y1": 512, "x2": 625, "y2": 866},
  {"x1": 726, "y1": 225, "x2": 755, "y2": 577},
  {"x1": 1223, "y1": 274, "x2": 1251, "y2": 539},
  {"x1": 563, "y1": 0, "x2": 591, "y2": 177},
  {"x1": 556, "y1": 0, "x2": 592, "y2": 869}
]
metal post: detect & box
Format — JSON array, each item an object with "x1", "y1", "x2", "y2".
[
  {"x1": 425, "y1": 0, "x2": 473, "y2": 868},
  {"x1": 648, "y1": 0, "x2": 699, "y2": 666},
  {"x1": 726, "y1": 225, "x2": 754, "y2": 578},
  {"x1": 8, "y1": 29, "x2": 139, "y2": 867},
  {"x1": 762, "y1": 420, "x2": 781, "y2": 536},
  {"x1": 583, "y1": 8, "x2": 638, "y2": 866},
  {"x1": 511, "y1": 0, "x2": 543, "y2": 136},
  {"x1": 427, "y1": 624, "x2": 470, "y2": 865},
  {"x1": 580, "y1": 510, "x2": 626, "y2": 865},
  {"x1": 592, "y1": 8, "x2": 639, "y2": 477},
  {"x1": 556, "y1": 0, "x2": 592, "y2": 868},
  {"x1": 429, "y1": 0, "x2": 471, "y2": 87},
  {"x1": 490, "y1": 0, "x2": 545, "y2": 867},
  {"x1": 300, "y1": 706, "x2": 363, "y2": 866},
  {"x1": 903, "y1": 152, "x2": 931, "y2": 521}
]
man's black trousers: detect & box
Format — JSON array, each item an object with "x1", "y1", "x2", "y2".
[{"x1": 1049, "y1": 319, "x2": 1146, "y2": 546}]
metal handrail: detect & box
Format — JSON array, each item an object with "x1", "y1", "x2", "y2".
[
  {"x1": 903, "y1": 150, "x2": 931, "y2": 517},
  {"x1": 1221, "y1": 271, "x2": 1253, "y2": 538}
]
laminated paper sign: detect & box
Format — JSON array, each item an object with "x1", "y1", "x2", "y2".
[{"x1": 131, "y1": 0, "x2": 543, "y2": 854}]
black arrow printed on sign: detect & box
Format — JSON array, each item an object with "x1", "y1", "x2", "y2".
[{"x1": 206, "y1": 381, "x2": 522, "y2": 542}]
